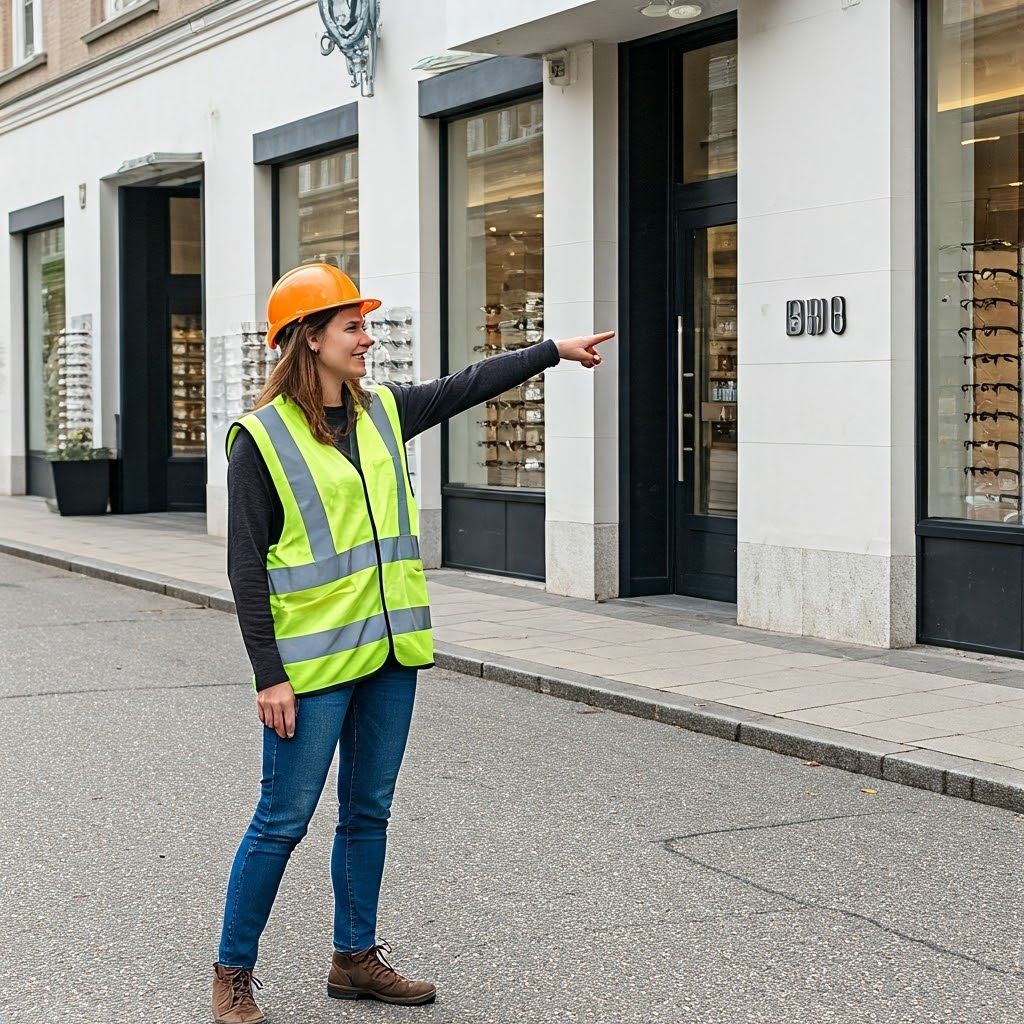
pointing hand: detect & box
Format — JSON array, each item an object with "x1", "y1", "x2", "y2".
[{"x1": 554, "y1": 331, "x2": 615, "y2": 369}]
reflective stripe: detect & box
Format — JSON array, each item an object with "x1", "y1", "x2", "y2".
[
  {"x1": 388, "y1": 604, "x2": 432, "y2": 635},
  {"x1": 252, "y1": 404, "x2": 336, "y2": 562},
  {"x1": 367, "y1": 394, "x2": 411, "y2": 536},
  {"x1": 277, "y1": 613, "x2": 390, "y2": 666},
  {"x1": 267, "y1": 535, "x2": 421, "y2": 596},
  {"x1": 277, "y1": 604, "x2": 432, "y2": 666}
]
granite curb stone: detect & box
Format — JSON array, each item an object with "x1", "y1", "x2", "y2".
[
  {"x1": 0, "y1": 539, "x2": 72, "y2": 571},
  {"x1": 3, "y1": 537, "x2": 1023, "y2": 815}
]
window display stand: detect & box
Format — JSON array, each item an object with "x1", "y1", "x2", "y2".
[
  {"x1": 366, "y1": 307, "x2": 416, "y2": 386},
  {"x1": 475, "y1": 293, "x2": 545, "y2": 489},
  {"x1": 170, "y1": 314, "x2": 206, "y2": 455},
  {"x1": 958, "y1": 243, "x2": 1023, "y2": 523}
]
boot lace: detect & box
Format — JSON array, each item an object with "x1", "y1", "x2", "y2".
[
  {"x1": 228, "y1": 967, "x2": 263, "y2": 1008},
  {"x1": 364, "y1": 940, "x2": 400, "y2": 983}
]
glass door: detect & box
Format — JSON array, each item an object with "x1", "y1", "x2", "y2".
[
  {"x1": 164, "y1": 190, "x2": 205, "y2": 511},
  {"x1": 674, "y1": 205, "x2": 738, "y2": 601}
]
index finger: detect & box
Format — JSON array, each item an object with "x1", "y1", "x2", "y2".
[{"x1": 585, "y1": 331, "x2": 616, "y2": 347}]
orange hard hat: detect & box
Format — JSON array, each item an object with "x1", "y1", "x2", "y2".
[{"x1": 265, "y1": 263, "x2": 382, "y2": 349}]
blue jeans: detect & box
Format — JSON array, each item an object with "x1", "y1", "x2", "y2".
[{"x1": 218, "y1": 666, "x2": 417, "y2": 969}]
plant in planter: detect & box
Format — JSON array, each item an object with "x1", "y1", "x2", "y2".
[{"x1": 47, "y1": 427, "x2": 112, "y2": 516}]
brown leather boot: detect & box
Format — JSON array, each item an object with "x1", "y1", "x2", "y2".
[
  {"x1": 212, "y1": 963, "x2": 266, "y2": 1024},
  {"x1": 327, "y1": 941, "x2": 436, "y2": 1005}
]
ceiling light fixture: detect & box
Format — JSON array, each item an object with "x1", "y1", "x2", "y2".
[
  {"x1": 640, "y1": 1, "x2": 673, "y2": 16},
  {"x1": 668, "y1": 2, "x2": 704, "y2": 18},
  {"x1": 961, "y1": 136, "x2": 1000, "y2": 145}
]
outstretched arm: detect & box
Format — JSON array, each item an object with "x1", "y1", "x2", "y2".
[{"x1": 386, "y1": 332, "x2": 615, "y2": 442}]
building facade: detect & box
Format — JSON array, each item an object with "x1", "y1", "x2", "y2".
[{"x1": 2, "y1": 0, "x2": 1023, "y2": 658}]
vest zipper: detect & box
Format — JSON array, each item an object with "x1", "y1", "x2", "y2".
[{"x1": 340, "y1": 442, "x2": 396, "y2": 659}]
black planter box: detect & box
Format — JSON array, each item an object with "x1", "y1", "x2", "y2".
[{"x1": 50, "y1": 459, "x2": 111, "y2": 516}]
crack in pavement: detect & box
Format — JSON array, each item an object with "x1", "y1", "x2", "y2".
[
  {"x1": 663, "y1": 811, "x2": 881, "y2": 843},
  {"x1": 660, "y1": 813, "x2": 1024, "y2": 983},
  {"x1": 11, "y1": 614, "x2": 207, "y2": 629},
  {"x1": 1, "y1": 680, "x2": 249, "y2": 701}
]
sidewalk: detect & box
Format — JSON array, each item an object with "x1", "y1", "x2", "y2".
[{"x1": 4, "y1": 494, "x2": 1024, "y2": 812}]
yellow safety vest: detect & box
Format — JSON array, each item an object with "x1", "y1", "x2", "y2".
[{"x1": 226, "y1": 387, "x2": 433, "y2": 695}]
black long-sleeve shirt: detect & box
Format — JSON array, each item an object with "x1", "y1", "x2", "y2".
[{"x1": 227, "y1": 340, "x2": 560, "y2": 689}]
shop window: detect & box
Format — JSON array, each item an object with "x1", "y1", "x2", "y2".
[
  {"x1": 25, "y1": 224, "x2": 65, "y2": 462},
  {"x1": 927, "y1": 1, "x2": 1024, "y2": 523},
  {"x1": 446, "y1": 98, "x2": 545, "y2": 491},
  {"x1": 277, "y1": 146, "x2": 359, "y2": 279}
]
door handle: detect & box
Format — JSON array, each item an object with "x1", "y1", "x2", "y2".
[{"x1": 677, "y1": 316, "x2": 685, "y2": 482}]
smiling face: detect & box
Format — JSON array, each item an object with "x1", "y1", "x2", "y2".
[{"x1": 312, "y1": 305, "x2": 374, "y2": 382}]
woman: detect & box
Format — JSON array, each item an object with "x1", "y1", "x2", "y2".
[{"x1": 213, "y1": 263, "x2": 613, "y2": 1024}]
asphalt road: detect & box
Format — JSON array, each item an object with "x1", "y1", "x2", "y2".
[{"x1": 2, "y1": 551, "x2": 1024, "y2": 1024}]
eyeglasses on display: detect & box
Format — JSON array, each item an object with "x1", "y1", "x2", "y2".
[
  {"x1": 478, "y1": 458, "x2": 544, "y2": 472},
  {"x1": 960, "y1": 297, "x2": 1019, "y2": 311},
  {"x1": 963, "y1": 353, "x2": 1020, "y2": 365},
  {"x1": 964, "y1": 440, "x2": 1022, "y2": 451},
  {"x1": 964, "y1": 466, "x2": 1021, "y2": 477},
  {"x1": 964, "y1": 410, "x2": 1020, "y2": 422},
  {"x1": 958, "y1": 325, "x2": 1020, "y2": 341},
  {"x1": 942, "y1": 239, "x2": 1017, "y2": 253},
  {"x1": 961, "y1": 382, "x2": 1021, "y2": 394},
  {"x1": 957, "y1": 268, "x2": 1023, "y2": 284}
]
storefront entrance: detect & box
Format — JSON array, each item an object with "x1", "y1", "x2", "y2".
[
  {"x1": 674, "y1": 207, "x2": 738, "y2": 601},
  {"x1": 115, "y1": 183, "x2": 206, "y2": 513},
  {"x1": 621, "y1": 16, "x2": 738, "y2": 601}
]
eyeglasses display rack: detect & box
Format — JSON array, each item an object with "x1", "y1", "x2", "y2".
[
  {"x1": 475, "y1": 290, "x2": 545, "y2": 489},
  {"x1": 701, "y1": 225, "x2": 738, "y2": 517},
  {"x1": 366, "y1": 307, "x2": 416, "y2": 386},
  {"x1": 469, "y1": 216, "x2": 545, "y2": 489},
  {"x1": 53, "y1": 326, "x2": 94, "y2": 451},
  {"x1": 957, "y1": 242, "x2": 1023, "y2": 522},
  {"x1": 170, "y1": 314, "x2": 206, "y2": 455}
]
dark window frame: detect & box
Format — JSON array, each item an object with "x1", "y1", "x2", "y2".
[
  {"x1": 913, "y1": 0, "x2": 1024, "y2": 657},
  {"x1": 438, "y1": 91, "x2": 546, "y2": 507},
  {"x1": 271, "y1": 140, "x2": 360, "y2": 283},
  {"x1": 618, "y1": 14, "x2": 738, "y2": 599},
  {"x1": 19, "y1": 214, "x2": 66, "y2": 498}
]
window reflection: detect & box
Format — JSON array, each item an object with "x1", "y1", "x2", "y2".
[
  {"x1": 446, "y1": 99, "x2": 545, "y2": 491},
  {"x1": 278, "y1": 147, "x2": 359, "y2": 279},
  {"x1": 927, "y1": 1, "x2": 1024, "y2": 523}
]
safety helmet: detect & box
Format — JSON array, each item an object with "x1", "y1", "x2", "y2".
[{"x1": 265, "y1": 263, "x2": 382, "y2": 349}]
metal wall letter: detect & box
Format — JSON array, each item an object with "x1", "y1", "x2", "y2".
[
  {"x1": 830, "y1": 295, "x2": 847, "y2": 335},
  {"x1": 806, "y1": 298, "x2": 827, "y2": 336},
  {"x1": 786, "y1": 300, "x2": 805, "y2": 337},
  {"x1": 786, "y1": 295, "x2": 848, "y2": 338},
  {"x1": 318, "y1": 0, "x2": 381, "y2": 98}
]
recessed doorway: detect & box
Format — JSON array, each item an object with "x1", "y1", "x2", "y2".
[{"x1": 116, "y1": 183, "x2": 206, "y2": 513}]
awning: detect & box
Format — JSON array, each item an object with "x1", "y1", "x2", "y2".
[{"x1": 101, "y1": 152, "x2": 203, "y2": 186}]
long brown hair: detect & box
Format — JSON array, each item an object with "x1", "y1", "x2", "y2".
[{"x1": 253, "y1": 307, "x2": 370, "y2": 445}]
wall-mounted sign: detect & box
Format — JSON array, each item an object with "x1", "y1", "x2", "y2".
[
  {"x1": 786, "y1": 296, "x2": 847, "y2": 337},
  {"x1": 319, "y1": 0, "x2": 381, "y2": 98}
]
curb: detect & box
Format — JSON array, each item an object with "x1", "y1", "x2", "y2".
[{"x1": 4, "y1": 537, "x2": 1024, "y2": 816}]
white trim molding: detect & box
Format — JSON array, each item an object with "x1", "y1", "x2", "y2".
[
  {"x1": 0, "y1": 51, "x2": 47, "y2": 88},
  {"x1": 83, "y1": 0, "x2": 161, "y2": 46},
  {"x1": 0, "y1": 0, "x2": 315, "y2": 137}
]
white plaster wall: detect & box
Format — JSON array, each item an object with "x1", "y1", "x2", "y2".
[
  {"x1": 543, "y1": 42, "x2": 619, "y2": 600},
  {"x1": 445, "y1": 0, "x2": 593, "y2": 50},
  {"x1": 736, "y1": 0, "x2": 916, "y2": 646},
  {"x1": 0, "y1": 0, "x2": 446, "y2": 545},
  {"x1": 355, "y1": 7, "x2": 445, "y2": 566}
]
